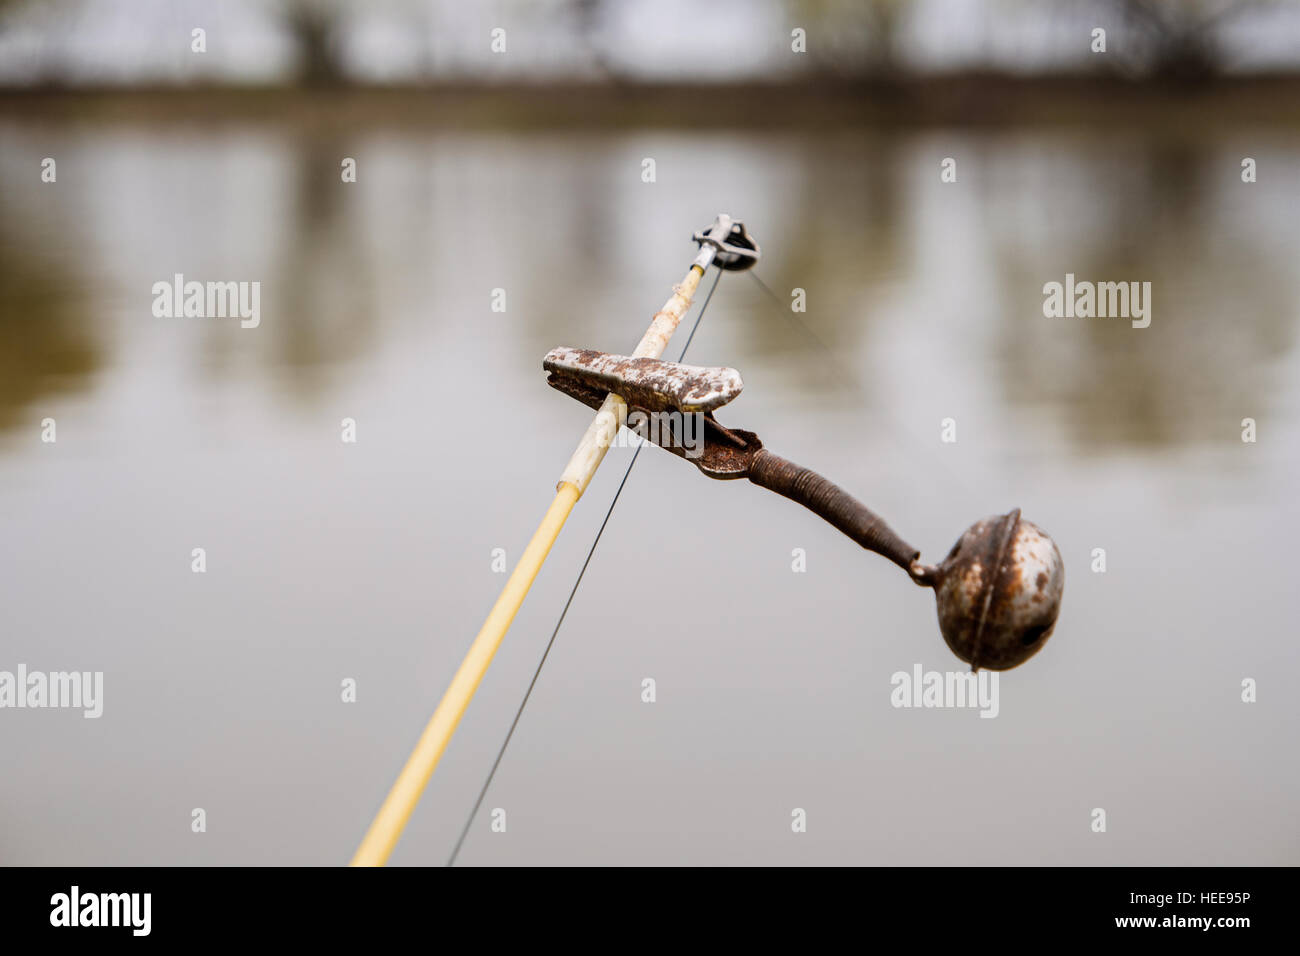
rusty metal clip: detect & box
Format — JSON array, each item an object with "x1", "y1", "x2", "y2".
[{"x1": 543, "y1": 347, "x2": 743, "y2": 414}]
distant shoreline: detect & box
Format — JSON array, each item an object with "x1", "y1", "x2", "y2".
[{"x1": 3, "y1": 75, "x2": 1300, "y2": 129}]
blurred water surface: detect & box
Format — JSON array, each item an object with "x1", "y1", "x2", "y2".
[{"x1": 1, "y1": 115, "x2": 1297, "y2": 864}]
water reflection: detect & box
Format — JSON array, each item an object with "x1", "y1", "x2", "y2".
[
  {"x1": 265, "y1": 131, "x2": 378, "y2": 398},
  {"x1": 5, "y1": 121, "x2": 1293, "y2": 453},
  {"x1": 986, "y1": 133, "x2": 1296, "y2": 450},
  {"x1": 0, "y1": 180, "x2": 102, "y2": 431},
  {"x1": 1, "y1": 114, "x2": 1297, "y2": 866}
]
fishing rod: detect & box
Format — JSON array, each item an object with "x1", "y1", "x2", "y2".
[
  {"x1": 353, "y1": 213, "x2": 1065, "y2": 865},
  {"x1": 350, "y1": 213, "x2": 759, "y2": 866}
]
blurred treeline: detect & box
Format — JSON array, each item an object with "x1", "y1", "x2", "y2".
[{"x1": 0, "y1": 0, "x2": 1296, "y2": 90}]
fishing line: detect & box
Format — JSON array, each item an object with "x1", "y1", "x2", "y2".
[
  {"x1": 745, "y1": 270, "x2": 979, "y2": 499},
  {"x1": 748, "y1": 270, "x2": 843, "y2": 369},
  {"x1": 446, "y1": 267, "x2": 724, "y2": 867}
]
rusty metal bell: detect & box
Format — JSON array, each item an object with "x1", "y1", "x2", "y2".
[{"x1": 925, "y1": 509, "x2": 1064, "y2": 671}]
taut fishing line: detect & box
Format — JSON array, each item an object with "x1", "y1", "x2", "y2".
[
  {"x1": 745, "y1": 270, "x2": 978, "y2": 499},
  {"x1": 446, "y1": 268, "x2": 724, "y2": 866}
]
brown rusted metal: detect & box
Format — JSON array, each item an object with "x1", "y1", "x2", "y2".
[
  {"x1": 746, "y1": 449, "x2": 920, "y2": 571},
  {"x1": 545, "y1": 369, "x2": 755, "y2": 477},
  {"x1": 927, "y1": 509, "x2": 1064, "y2": 671},
  {"x1": 543, "y1": 347, "x2": 743, "y2": 414},
  {"x1": 544, "y1": 347, "x2": 1065, "y2": 670},
  {"x1": 547, "y1": 367, "x2": 920, "y2": 565}
]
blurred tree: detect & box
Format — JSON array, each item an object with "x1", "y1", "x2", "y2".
[
  {"x1": 280, "y1": 0, "x2": 348, "y2": 87},
  {"x1": 787, "y1": 0, "x2": 905, "y2": 79},
  {"x1": 571, "y1": 0, "x2": 615, "y2": 79},
  {"x1": 1091, "y1": 0, "x2": 1277, "y2": 80}
]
